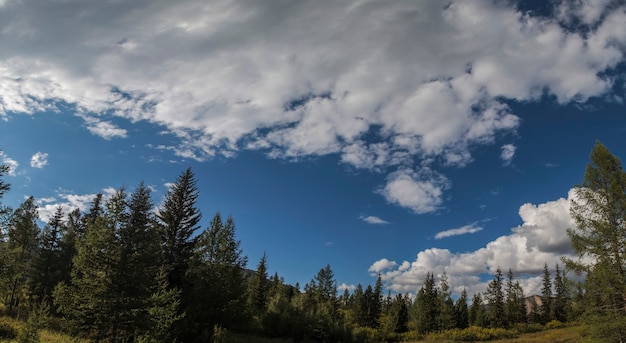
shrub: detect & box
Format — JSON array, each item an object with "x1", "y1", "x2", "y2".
[
  {"x1": 0, "y1": 317, "x2": 18, "y2": 339},
  {"x1": 545, "y1": 320, "x2": 565, "y2": 330}
]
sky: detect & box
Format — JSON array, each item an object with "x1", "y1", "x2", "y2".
[{"x1": 1, "y1": 0, "x2": 625, "y2": 297}]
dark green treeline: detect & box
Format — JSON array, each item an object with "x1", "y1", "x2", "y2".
[{"x1": 0, "y1": 142, "x2": 624, "y2": 342}]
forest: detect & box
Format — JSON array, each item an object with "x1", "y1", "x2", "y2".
[{"x1": 0, "y1": 141, "x2": 624, "y2": 343}]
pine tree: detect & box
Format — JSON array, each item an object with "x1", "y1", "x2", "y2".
[
  {"x1": 540, "y1": 263, "x2": 553, "y2": 324},
  {"x1": 566, "y1": 142, "x2": 626, "y2": 341},
  {"x1": 485, "y1": 267, "x2": 505, "y2": 328},
  {"x1": 553, "y1": 264, "x2": 569, "y2": 322},
  {"x1": 247, "y1": 252, "x2": 270, "y2": 321},
  {"x1": 6, "y1": 196, "x2": 40, "y2": 312},
  {"x1": 504, "y1": 269, "x2": 526, "y2": 326},
  {"x1": 469, "y1": 293, "x2": 487, "y2": 327},
  {"x1": 186, "y1": 212, "x2": 248, "y2": 340},
  {"x1": 455, "y1": 288, "x2": 469, "y2": 329},
  {"x1": 54, "y1": 202, "x2": 121, "y2": 341},
  {"x1": 31, "y1": 206, "x2": 65, "y2": 308},
  {"x1": 413, "y1": 272, "x2": 439, "y2": 333},
  {"x1": 156, "y1": 168, "x2": 202, "y2": 290},
  {"x1": 438, "y1": 272, "x2": 456, "y2": 331}
]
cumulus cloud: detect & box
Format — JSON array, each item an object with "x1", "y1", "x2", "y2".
[
  {"x1": 371, "y1": 190, "x2": 577, "y2": 296},
  {"x1": 379, "y1": 168, "x2": 450, "y2": 214},
  {"x1": 500, "y1": 144, "x2": 516, "y2": 166},
  {"x1": 38, "y1": 187, "x2": 117, "y2": 222},
  {"x1": 0, "y1": 151, "x2": 18, "y2": 176},
  {"x1": 1, "y1": 0, "x2": 625, "y2": 211},
  {"x1": 30, "y1": 151, "x2": 48, "y2": 168},
  {"x1": 369, "y1": 258, "x2": 398, "y2": 273},
  {"x1": 435, "y1": 223, "x2": 484, "y2": 239},
  {"x1": 360, "y1": 215, "x2": 389, "y2": 225}
]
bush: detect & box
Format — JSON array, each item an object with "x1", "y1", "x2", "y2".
[
  {"x1": 545, "y1": 320, "x2": 565, "y2": 330},
  {"x1": 0, "y1": 317, "x2": 19, "y2": 339}
]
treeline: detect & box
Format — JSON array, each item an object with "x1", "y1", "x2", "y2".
[
  {"x1": 0, "y1": 164, "x2": 579, "y2": 342},
  {"x1": 0, "y1": 141, "x2": 625, "y2": 342}
]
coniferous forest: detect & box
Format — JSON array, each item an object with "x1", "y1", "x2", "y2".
[{"x1": 0, "y1": 141, "x2": 625, "y2": 342}]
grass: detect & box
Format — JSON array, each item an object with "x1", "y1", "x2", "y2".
[{"x1": 406, "y1": 325, "x2": 588, "y2": 343}]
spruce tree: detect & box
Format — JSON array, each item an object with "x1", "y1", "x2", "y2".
[
  {"x1": 438, "y1": 271, "x2": 456, "y2": 331},
  {"x1": 413, "y1": 272, "x2": 439, "y2": 333},
  {"x1": 455, "y1": 288, "x2": 469, "y2": 329},
  {"x1": 6, "y1": 196, "x2": 40, "y2": 311},
  {"x1": 485, "y1": 267, "x2": 505, "y2": 328},
  {"x1": 504, "y1": 269, "x2": 526, "y2": 325},
  {"x1": 156, "y1": 168, "x2": 202, "y2": 290},
  {"x1": 540, "y1": 263, "x2": 553, "y2": 324},
  {"x1": 31, "y1": 206, "x2": 65, "y2": 308},
  {"x1": 186, "y1": 212, "x2": 248, "y2": 340},
  {"x1": 553, "y1": 264, "x2": 569, "y2": 322},
  {"x1": 247, "y1": 252, "x2": 270, "y2": 321},
  {"x1": 469, "y1": 293, "x2": 487, "y2": 327}
]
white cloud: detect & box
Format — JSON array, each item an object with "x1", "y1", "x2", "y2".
[
  {"x1": 1, "y1": 1, "x2": 625, "y2": 211},
  {"x1": 372, "y1": 190, "x2": 577, "y2": 296},
  {"x1": 38, "y1": 187, "x2": 117, "y2": 223},
  {"x1": 83, "y1": 118, "x2": 127, "y2": 140},
  {"x1": 500, "y1": 144, "x2": 516, "y2": 166},
  {"x1": 435, "y1": 223, "x2": 484, "y2": 239},
  {"x1": 368, "y1": 258, "x2": 398, "y2": 273},
  {"x1": 360, "y1": 215, "x2": 389, "y2": 225},
  {"x1": 338, "y1": 283, "x2": 356, "y2": 292},
  {"x1": 0, "y1": 151, "x2": 18, "y2": 176},
  {"x1": 30, "y1": 151, "x2": 48, "y2": 168},
  {"x1": 379, "y1": 168, "x2": 450, "y2": 214}
]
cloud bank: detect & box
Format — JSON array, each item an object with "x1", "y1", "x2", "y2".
[
  {"x1": 1, "y1": 0, "x2": 625, "y2": 212},
  {"x1": 371, "y1": 189, "x2": 577, "y2": 296}
]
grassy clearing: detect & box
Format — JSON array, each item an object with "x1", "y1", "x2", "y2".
[{"x1": 406, "y1": 325, "x2": 587, "y2": 343}]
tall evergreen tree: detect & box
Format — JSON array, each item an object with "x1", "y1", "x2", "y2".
[
  {"x1": 553, "y1": 264, "x2": 569, "y2": 322},
  {"x1": 156, "y1": 168, "x2": 202, "y2": 290},
  {"x1": 247, "y1": 252, "x2": 270, "y2": 321},
  {"x1": 437, "y1": 272, "x2": 456, "y2": 331},
  {"x1": 6, "y1": 196, "x2": 40, "y2": 311},
  {"x1": 540, "y1": 263, "x2": 553, "y2": 324},
  {"x1": 455, "y1": 288, "x2": 469, "y2": 329},
  {"x1": 54, "y1": 193, "x2": 122, "y2": 341},
  {"x1": 504, "y1": 269, "x2": 526, "y2": 326},
  {"x1": 413, "y1": 272, "x2": 439, "y2": 333},
  {"x1": 566, "y1": 142, "x2": 626, "y2": 341},
  {"x1": 31, "y1": 206, "x2": 65, "y2": 308},
  {"x1": 469, "y1": 293, "x2": 487, "y2": 327},
  {"x1": 485, "y1": 267, "x2": 505, "y2": 328},
  {"x1": 186, "y1": 212, "x2": 248, "y2": 341}
]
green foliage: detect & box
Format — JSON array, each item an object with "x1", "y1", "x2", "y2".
[
  {"x1": 484, "y1": 267, "x2": 505, "y2": 328},
  {"x1": 17, "y1": 300, "x2": 49, "y2": 343},
  {"x1": 156, "y1": 167, "x2": 202, "y2": 291},
  {"x1": 426, "y1": 325, "x2": 518, "y2": 341},
  {"x1": 0, "y1": 316, "x2": 18, "y2": 339},
  {"x1": 566, "y1": 142, "x2": 626, "y2": 341}
]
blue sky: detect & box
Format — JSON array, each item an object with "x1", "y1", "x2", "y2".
[{"x1": 1, "y1": 0, "x2": 625, "y2": 296}]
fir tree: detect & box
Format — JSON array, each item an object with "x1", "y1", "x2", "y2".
[
  {"x1": 469, "y1": 293, "x2": 487, "y2": 327},
  {"x1": 156, "y1": 168, "x2": 202, "y2": 290},
  {"x1": 540, "y1": 263, "x2": 553, "y2": 324},
  {"x1": 485, "y1": 267, "x2": 505, "y2": 328},
  {"x1": 553, "y1": 264, "x2": 569, "y2": 322},
  {"x1": 455, "y1": 288, "x2": 469, "y2": 329}
]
